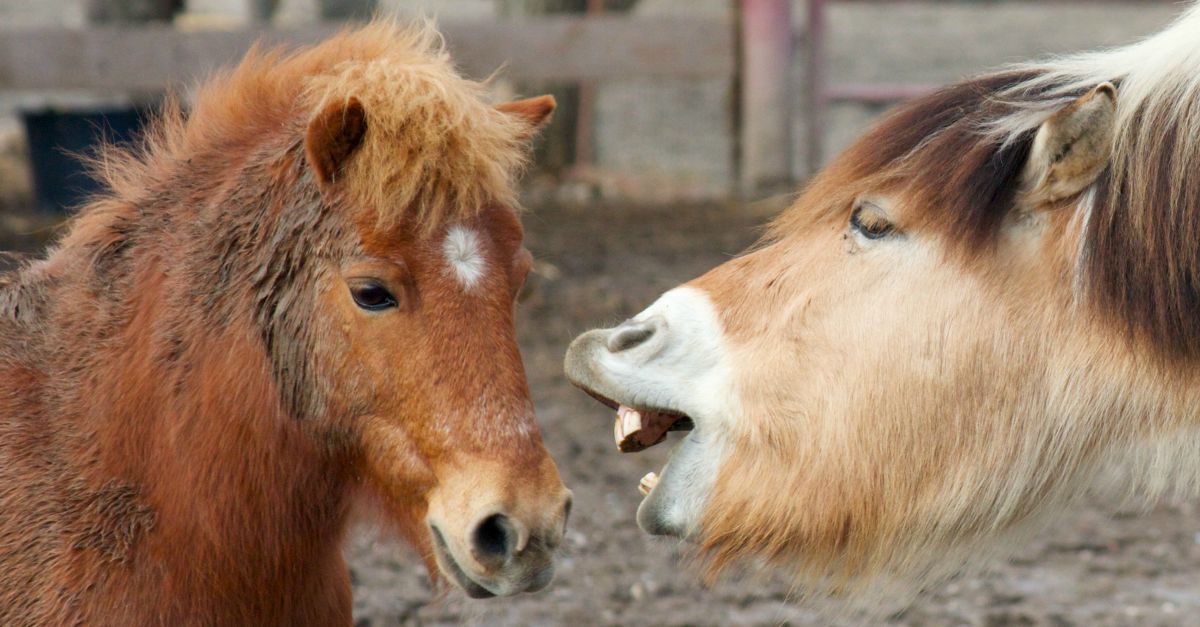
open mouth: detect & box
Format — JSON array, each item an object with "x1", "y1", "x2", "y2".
[
  {"x1": 429, "y1": 525, "x2": 496, "y2": 599},
  {"x1": 583, "y1": 390, "x2": 695, "y2": 495}
]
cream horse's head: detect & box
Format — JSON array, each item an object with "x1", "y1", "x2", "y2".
[{"x1": 568, "y1": 3, "x2": 1200, "y2": 601}]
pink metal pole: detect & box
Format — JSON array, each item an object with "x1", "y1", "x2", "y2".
[
  {"x1": 739, "y1": 0, "x2": 794, "y2": 192},
  {"x1": 573, "y1": 0, "x2": 604, "y2": 177},
  {"x1": 803, "y1": 0, "x2": 826, "y2": 175}
]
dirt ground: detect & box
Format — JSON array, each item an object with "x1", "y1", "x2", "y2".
[
  {"x1": 335, "y1": 199, "x2": 1200, "y2": 627},
  {"x1": 2, "y1": 162, "x2": 1198, "y2": 625}
]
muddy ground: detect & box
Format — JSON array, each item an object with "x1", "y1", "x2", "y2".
[
  {"x1": 340, "y1": 199, "x2": 1200, "y2": 627},
  {"x1": 2, "y1": 166, "x2": 1198, "y2": 625}
]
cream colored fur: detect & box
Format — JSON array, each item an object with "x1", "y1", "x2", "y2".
[{"x1": 573, "y1": 1, "x2": 1200, "y2": 610}]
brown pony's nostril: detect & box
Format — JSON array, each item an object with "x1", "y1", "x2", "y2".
[
  {"x1": 470, "y1": 513, "x2": 517, "y2": 569},
  {"x1": 607, "y1": 319, "x2": 658, "y2": 353}
]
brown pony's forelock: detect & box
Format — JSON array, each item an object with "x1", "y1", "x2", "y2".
[{"x1": 76, "y1": 19, "x2": 530, "y2": 244}]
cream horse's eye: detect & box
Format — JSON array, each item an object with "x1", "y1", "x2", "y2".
[{"x1": 850, "y1": 203, "x2": 896, "y2": 240}]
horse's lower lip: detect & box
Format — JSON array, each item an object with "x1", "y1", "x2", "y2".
[
  {"x1": 635, "y1": 461, "x2": 690, "y2": 539},
  {"x1": 429, "y1": 526, "x2": 496, "y2": 599},
  {"x1": 637, "y1": 498, "x2": 680, "y2": 536}
]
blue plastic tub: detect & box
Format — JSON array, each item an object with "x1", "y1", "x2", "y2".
[{"x1": 21, "y1": 106, "x2": 153, "y2": 213}]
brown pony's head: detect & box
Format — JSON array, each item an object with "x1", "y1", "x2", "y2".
[
  {"x1": 294, "y1": 28, "x2": 568, "y2": 598},
  {"x1": 76, "y1": 22, "x2": 571, "y2": 597},
  {"x1": 567, "y1": 4, "x2": 1200, "y2": 604}
]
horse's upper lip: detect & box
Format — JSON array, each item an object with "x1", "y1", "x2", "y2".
[{"x1": 583, "y1": 388, "x2": 619, "y2": 410}]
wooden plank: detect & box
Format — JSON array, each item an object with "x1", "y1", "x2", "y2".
[
  {"x1": 0, "y1": 17, "x2": 732, "y2": 92},
  {"x1": 445, "y1": 16, "x2": 733, "y2": 81}
]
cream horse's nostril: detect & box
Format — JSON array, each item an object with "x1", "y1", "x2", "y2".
[{"x1": 607, "y1": 319, "x2": 660, "y2": 353}]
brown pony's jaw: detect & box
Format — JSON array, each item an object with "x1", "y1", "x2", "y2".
[
  {"x1": 427, "y1": 518, "x2": 557, "y2": 598},
  {"x1": 360, "y1": 411, "x2": 570, "y2": 598},
  {"x1": 564, "y1": 286, "x2": 734, "y2": 539}
]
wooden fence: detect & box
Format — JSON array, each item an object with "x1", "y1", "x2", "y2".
[{"x1": 0, "y1": 2, "x2": 1173, "y2": 195}]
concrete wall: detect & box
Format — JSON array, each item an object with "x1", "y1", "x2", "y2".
[{"x1": 0, "y1": 0, "x2": 89, "y2": 27}]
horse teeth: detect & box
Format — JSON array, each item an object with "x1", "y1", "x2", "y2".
[
  {"x1": 615, "y1": 405, "x2": 643, "y2": 449},
  {"x1": 638, "y1": 471, "x2": 659, "y2": 496},
  {"x1": 621, "y1": 406, "x2": 643, "y2": 436}
]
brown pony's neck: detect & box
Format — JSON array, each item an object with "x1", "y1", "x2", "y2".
[{"x1": 10, "y1": 175, "x2": 359, "y2": 621}]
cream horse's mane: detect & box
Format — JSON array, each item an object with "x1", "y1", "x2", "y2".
[{"x1": 989, "y1": 3, "x2": 1200, "y2": 360}]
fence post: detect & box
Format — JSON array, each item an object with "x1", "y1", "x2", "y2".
[
  {"x1": 738, "y1": 0, "x2": 794, "y2": 194},
  {"x1": 572, "y1": 0, "x2": 604, "y2": 178},
  {"x1": 802, "y1": 0, "x2": 826, "y2": 175}
]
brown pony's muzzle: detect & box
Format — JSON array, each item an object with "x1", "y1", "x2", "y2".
[{"x1": 424, "y1": 455, "x2": 571, "y2": 598}]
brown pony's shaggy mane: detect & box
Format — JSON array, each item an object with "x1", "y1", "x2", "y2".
[{"x1": 81, "y1": 20, "x2": 529, "y2": 239}]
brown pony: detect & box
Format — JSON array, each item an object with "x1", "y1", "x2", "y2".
[
  {"x1": 567, "y1": 2, "x2": 1200, "y2": 607},
  {"x1": 0, "y1": 22, "x2": 571, "y2": 624}
]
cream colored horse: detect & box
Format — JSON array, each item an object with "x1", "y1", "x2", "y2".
[{"x1": 567, "y1": 2, "x2": 1200, "y2": 602}]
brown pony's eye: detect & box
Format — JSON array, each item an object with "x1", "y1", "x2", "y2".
[
  {"x1": 349, "y1": 281, "x2": 398, "y2": 311},
  {"x1": 850, "y1": 203, "x2": 895, "y2": 240}
]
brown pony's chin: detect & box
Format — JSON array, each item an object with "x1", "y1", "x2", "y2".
[
  {"x1": 428, "y1": 524, "x2": 558, "y2": 598},
  {"x1": 429, "y1": 526, "x2": 496, "y2": 598}
]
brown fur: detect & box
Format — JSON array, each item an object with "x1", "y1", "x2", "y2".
[{"x1": 0, "y1": 21, "x2": 567, "y2": 624}]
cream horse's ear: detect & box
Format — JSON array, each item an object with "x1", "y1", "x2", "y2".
[{"x1": 1022, "y1": 82, "x2": 1117, "y2": 205}]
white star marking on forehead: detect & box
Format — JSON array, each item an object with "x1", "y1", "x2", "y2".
[{"x1": 443, "y1": 226, "x2": 487, "y2": 290}]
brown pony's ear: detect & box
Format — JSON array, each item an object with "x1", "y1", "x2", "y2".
[
  {"x1": 305, "y1": 97, "x2": 367, "y2": 186},
  {"x1": 1022, "y1": 82, "x2": 1117, "y2": 205},
  {"x1": 496, "y1": 95, "x2": 556, "y2": 137}
]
